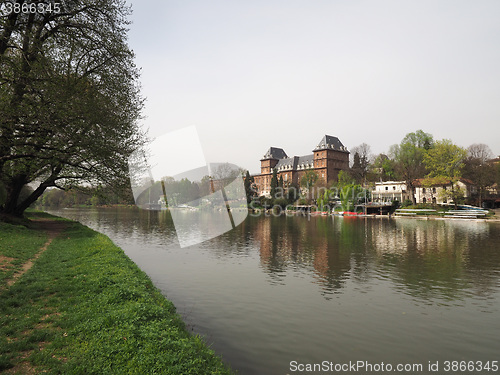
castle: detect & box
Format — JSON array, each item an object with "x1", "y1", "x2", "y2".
[{"x1": 253, "y1": 135, "x2": 350, "y2": 196}]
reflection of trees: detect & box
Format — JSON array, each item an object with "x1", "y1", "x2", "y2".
[
  {"x1": 246, "y1": 215, "x2": 500, "y2": 302},
  {"x1": 62, "y1": 207, "x2": 177, "y2": 245},
  {"x1": 127, "y1": 209, "x2": 176, "y2": 240},
  {"x1": 370, "y1": 219, "x2": 498, "y2": 302},
  {"x1": 135, "y1": 181, "x2": 164, "y2": 206},
  {"x1": 74, "y1": 208, "x2": 500, "y2": 303}
]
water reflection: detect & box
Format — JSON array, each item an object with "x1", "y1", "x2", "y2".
[
  {"x1": 57, "y1": 208, "x2": 500, "y2": 304},
  {"x1": 50, "y1": 208, "x2": 500, "y2": 375},
  {"x1": 229, "y1": 215, "x2": 500, "y2": 303}
]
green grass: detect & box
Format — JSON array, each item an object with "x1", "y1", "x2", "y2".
[
  {"x1": 0, "y1": 215, "x2": 234, "y2": 374},
  {"x1": 0, "y1": 218, "x2": 47, "y2": 284}
]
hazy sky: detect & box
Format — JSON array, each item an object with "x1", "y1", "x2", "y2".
[{"x1": 127, "y1": 0, "x2": 500, "y2": 174}]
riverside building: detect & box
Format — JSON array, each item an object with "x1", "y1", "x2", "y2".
[{"x1": 253, "y1": 135, "x2": 350, "y2": 196}]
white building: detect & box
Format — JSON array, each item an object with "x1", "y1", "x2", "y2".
[
  {"x1": 372, "y1": 179, "x2": 476, "y2": 205},
  {"x1": 371, "y1": 181, "x2": 411, "y2": 203},
  {"x1": 414, "y1": 178, "x2": 476, "y2": 205}
]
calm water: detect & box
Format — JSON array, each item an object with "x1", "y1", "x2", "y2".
[{"x1": 49, "y1": 208, "x2": 500, "y2": 375}]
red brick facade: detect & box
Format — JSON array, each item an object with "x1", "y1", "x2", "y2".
[{"x1": 253, "y1": 135, "x2": 350, "y2": 196}]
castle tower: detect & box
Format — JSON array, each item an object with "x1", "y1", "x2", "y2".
[
  {"x1": 260, "y1": 147, "x2": 288, "y2": 175},
  {"x1": 313, "y1": 135, "x2": 350, "y2": 186},
  {"x1": 253, "y1": 147, "x2": 288, "y2": 196}
]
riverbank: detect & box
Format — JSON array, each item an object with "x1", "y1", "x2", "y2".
[{"x1": 0, "y1": 212, "x2": 234, "y2": 374}]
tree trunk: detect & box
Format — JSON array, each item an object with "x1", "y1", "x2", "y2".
[
  {"x1": 0, "y1": 169, "x2": 59, "y2": 219},
  {"x1": 1, "y1": 175, "x2": 28, "y2": 217},
  {"x1": 15, "y1": 183, "x2": 51, "y2": 217},
  {"x1": 452, "y1": 183, "x2": 458, "y2": 210},
  {"x1": 410, "y1": 184, "x2": 417, "y2": 205}
]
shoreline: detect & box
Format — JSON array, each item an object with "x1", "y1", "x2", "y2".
[
  {"x1": 0, "y1": 212, "x2": 234, "y2": 374},
  {"x1": 249, "y1": 208, "x2": 500, "y2": 222}
]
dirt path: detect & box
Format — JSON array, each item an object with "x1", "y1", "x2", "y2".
[
  {"x1": 5, "y1": 219, "x2": 68, "y2": 288},
  {"x1": 1, "y1": 219, "x2": 69, "y2": 373}
]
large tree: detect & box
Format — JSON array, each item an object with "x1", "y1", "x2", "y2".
[
  {"x1": 424, "y1": 140, "x2": 466, "y2": 179},
  {"x1": 370, "y1": 153, "x2": 395, "y2": 182},
  {"x1": 462, "y1": 144, "x2": 496, "y2": 207},
  {"x1": 423, "y1": 139, "x2": 467, "y2": 208},
  {"x1": 300, "y1": 170, "x2": 318, "y2": 190},
  {"x1": 350, "y1": 143, "x2": 371, "y2": 184},
  {"x1": 270, "y1": 168, "x2": 278, "y2": 198},
  {"x1": 390, "y1": 130, "x2": 434, "y2": 204},
  {"x1": 0, "y1": 0, "x2": 144, "y2": 218},
  {"x1": 243, "y1": 170, "x2": 256, "y2": 204}
]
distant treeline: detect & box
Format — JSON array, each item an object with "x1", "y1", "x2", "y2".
[{"x1": 35, "y1": 185, "x2": 134, "y2": 209}]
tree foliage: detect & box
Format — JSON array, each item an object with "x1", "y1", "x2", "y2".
[
  {"x1": 244, "y1": 170, "x2": 256, "y2": 204},
  {"x1": 390, "y1": 130, "x2": 434, "y2": 204},
  {"x1": 497, "y1": 163, "x2": 500, "y2": 188},
  {"x1": 370, "y1": 153, "x2": 395, "y2": 182},
  {"x1": 338, "y1": 184, "x2": 366, "y2": 212},
  {"x1": 423, "y1": 140, "x2": 466, "y2": 179},
  {"x1": 286, "y1": 182, "x2": 300, "y2": 203},
  {"x1": 35, "y1": 184, "x2": 134, "y2": 208},
  {"x1": 300, "y1": 170, "x2": 318, "y2": 189},
  {"x1": 337, "y1": 169, "x2": 354, "y2": 187},
  {"x1": 423, "y1": 139, "x2": 467, "y2": 208},
  {"x1": 350, "y1": 143, "x2": 371, "y2": 184},
  {"x1": 0, "y1": 0, "x2": 144, "y2": 218},
  {"x1": 270, "y1": 168, "x2": 278, "y2": 198},
  {"x1": 462, "y1": 144, "x2": 496, "y2": 206}
]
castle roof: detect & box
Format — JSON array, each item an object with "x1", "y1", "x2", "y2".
[
  {"x1": 261, "y1": 147, "x2": 288, "y2": 160},
  {"x1": 313, "y1": 135, "x2": 349, "y2": 152},
  {"x1": 275, "y1": 156, "x2": 297, "y2": 169},
  {"x1": 297, "y1": 154, "x2": 314, "y2": 166},
  {"x1": 275, "y1": 154, "x2": 315, "y2": 171}
]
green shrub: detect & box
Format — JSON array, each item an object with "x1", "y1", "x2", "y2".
[
  {"x1": 402, "y1": 199, "x2": 413, "y2": 207},
  {"x1": 273, "y1": 198, "x2": 288, "y2": 209}
]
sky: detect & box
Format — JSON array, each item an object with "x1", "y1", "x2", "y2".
[{"x1": 126, "y1": 0, "x2": 500, "y2": 174}]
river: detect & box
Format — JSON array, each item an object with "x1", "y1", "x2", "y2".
[{"x1": 49, "y1": 208, "x2": 500, "y2": 375}]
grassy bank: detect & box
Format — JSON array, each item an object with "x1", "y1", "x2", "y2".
[{"x1": 0, "y1": 212, "x2": 234, "y2": 374}]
